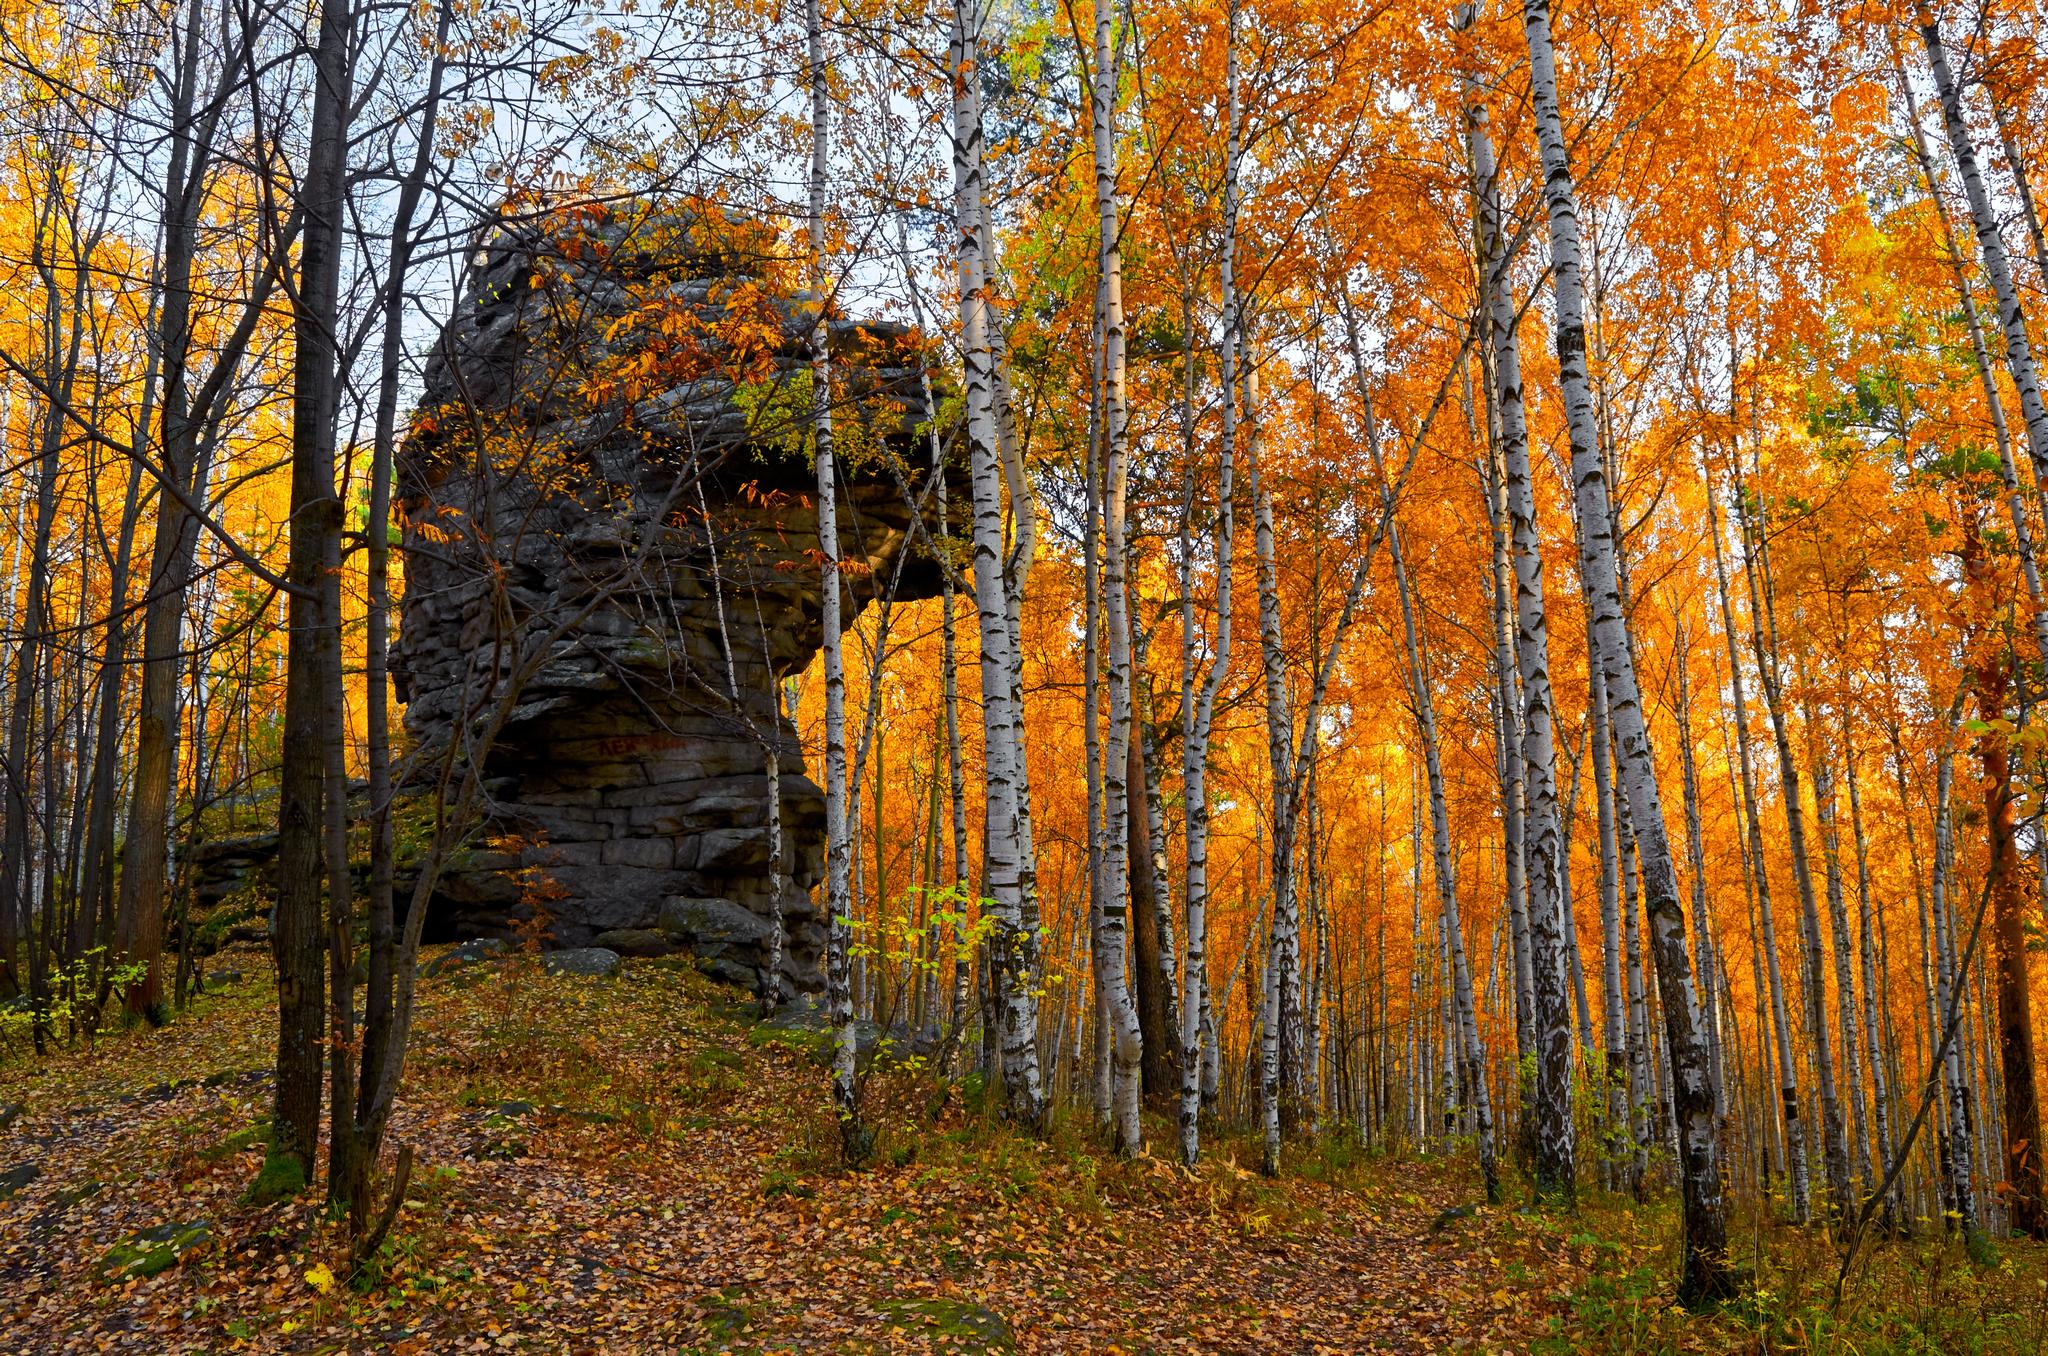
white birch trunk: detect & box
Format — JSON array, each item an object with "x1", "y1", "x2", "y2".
[
  {"x1": 1464, "y1": 62, "x2": 1575, "y2": 1196},
  {"x1": 804, "y1": 0, "x2": 862, "y2": 1159},
  {"x1": 1844, "y1": 726, "x2": 1900, "y2": 1229},
  {"x1": 1928, "y1": 715, "x2": 1982, "y2": 1243},
  {"x1": 1522, "y1": 0, "x2": 1726, "y2": 1300},
  {"x1": 1805, "y1": 703, "x2": 1871, "y2": 1198},
  {"x1": 1391, "y1": 520, "x2": 1500, "y2": 1201},
  {"x1": 1920, "y1": 13, "x2": 2048, "y2": 493},
  {"x1": 1706, "y1": 474, "x2": 1807, "y2": 1223},
  {"x1": 950, "y1": 0, "x2": 1044, "y2": 1124},
  {"x1": 1176, "y1": 171, "x2": 1238, "y2": 1156},
  {"x1": 1093, "y1": 0, "x2": 1144, "y2": 1153}
]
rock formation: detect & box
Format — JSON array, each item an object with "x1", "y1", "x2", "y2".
[{"x1": 392, "y1": 202, "x2": 951, "y2": 997}]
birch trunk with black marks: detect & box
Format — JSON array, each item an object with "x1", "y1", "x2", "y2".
[
  {"x1": 1253, "y1": 434, "x2": 1294, "y2": 1177},
  {"x1": 1910, "y1": 33, "x2": 2048, "y2": 1234},
  {"x1": 804, "y1": 0, "x2": 863, "y2": 1162},
  {"x1": 1734, "y1": 477, "x2": 1852, "y2": 1224},
  {"x1": 1465, "y1": 63, "x2": 1574, "y2": 1196},
  {"x1": 1806, "y1": 700, "x2": 1872, "y2": 1200},
  {"x1": 1706, "y1": 473, "x2": 1806, "y2": 1224},
  {"x1": 1844, "y1": 727, "x2": 1901, "y2": 1230},
  {"x1": 1391, "y1": 522, "x2": 1499, "y2": 1201},
  {"x1": 1093, "y1": 2, "x2": 1145, "y2": 1153},
  {"x1": 1928, "y1": 713, "x2": 1984, "y2": 1246},
  {"x1": 1177, "y1": 20, "x2": 1239, "y2": 1158},
  {"x1": 1920, "y1": 13, "x2": 2048, "y2": 493},
  {"x1": 1523, "y1": 0, "x2": 1726, "y2": 1300},
  {"x1": 951, "y1": 0, "x2": 1045, "y2": 1125},
  {"x1": 1671, "y1": 632, "x2": 1725, "y2": 1117}
]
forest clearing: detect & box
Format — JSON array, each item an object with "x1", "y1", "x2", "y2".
[
  {"x1": 7, "y1": 0, "x2": 2048, "y2": 1348},
  {"x1": 4, "y1": 947, "x2": 2046, "y2": 1352}
]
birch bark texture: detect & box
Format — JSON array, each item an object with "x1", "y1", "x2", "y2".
[
  {"x1": 1463, "y1": 38, "x2": 1575, "y2": 1200},
  {"x1": 1176, "y1": 0, "x2": 1241, "y2": 1167},
  {"x1": 1521, "y1": 0, "x2": 1729, "y2": 1302},
  {"x1": 950, "y1": 0, "x2": 1046, "y2": 1125},
  {"x1": 802, "y1": 0, "x2": 864, "y2": 1163},
  {"x1": 1092, "y1": 0, "x2": 1145, "y2": 1154},
  {"x1": 1915, "y1": 13, "x2": 2048, "y2": 1237}
]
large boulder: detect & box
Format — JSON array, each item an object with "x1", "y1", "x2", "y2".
[{"x1": 391, "y1": 202, "x2": 958, "y2": 998}]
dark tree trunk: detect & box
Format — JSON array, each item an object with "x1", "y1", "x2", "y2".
[
  {"x1": 1128, "y1": 731, "x2": 1175, "y2": 1102},
  {"x1": 271, "y1": 0, "x2": 353, "y2": 1193}
]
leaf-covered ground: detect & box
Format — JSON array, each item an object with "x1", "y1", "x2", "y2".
[
  {"x1": 0, "y1": 946, "x2": 1583, "y2": 1352},
  {"x1": 6, "y1": 949, "x2": 2045, "y2": 1353}
]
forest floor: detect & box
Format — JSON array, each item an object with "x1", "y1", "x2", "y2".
[{"x1": 1, "y1": 946, "x2": 2044, "y2": 1354}]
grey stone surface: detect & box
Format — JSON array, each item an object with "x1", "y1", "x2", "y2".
[
  {"x1": 418, "y1": 937, "x2": 512, "y2": 979},
  {"x1": 389, "y1": 202, "x2": 960, "y2": 997},
  {"x1": 0, "y1": 1162, "x2": 37, "y2": 1202},
  {"x1": 541, "y1": 948, "x2": 622, "y2": 978},
  {"x1": 658, "y1": 895, "x2": 774, "y2": 948},
  {"x1": 592, "y1": 928, "x2": 672, "y2": 957}
]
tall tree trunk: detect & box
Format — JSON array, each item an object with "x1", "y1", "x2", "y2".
[
  {"x1": 1589, "y1": 650, "x2": 1628, "y2": 1185},
  {"x1": 0, "y1": 322, "x2": 68, "y2": 1006},
  {"x1": 1618, "y1": 798, "x2": 1652, "y2": 1197},
  {"x1": 1804, "y1": 691, "x2": 1872, "y2": 1203},
  {"x1": 1252, "y1": 434, "x2": 1295, "y2": 1176},
  {"x1": 808, "y1": 0, "x2": 864, "y2": 1164},
  {"x1": 1903, "y1": 46, "x2": 2048, "y2": 1236},
  {"x1": 1928, "y1": 705, "x2": 1985, "y2": 1248},
  {"x1": 1843, "y1": 722, "x2": 1901, "y2": 1231},
  {"x1": 1463, "y1": 55, "x2": 1575, "y2": 1194},
  {"x1": 1092, "y1": 2, "x2": 1145, "y2": 1153},
  {"x1": 1920, "y1": 12, "x2": 2048, "y2": 492},
  {"x1": 1671, "y1": 631, "x2": 1725, "y2": 1119},
  {"x1": 1177, "y1": 35, "x2": 1239, "y2": 1157},
  {"x1": 1390, "y1": 520, "x2": 1499, "y2": 1202},
  {"x1": 950, "y1": 0, "x2": 1044, "y2": 1125},
  {"x1": 1129, "y1": 694, "x2": 1179, "y2": 1101},
  {"x1": 75, "y1": 387, "x2": 150, "y2": 968},
  {"x1": 1084, "y1": 264, "x2": 1111, "y2": 1126},
  {"x1": 1706, "y1": 472, "x2": 1806, "y2": 1223},
  {"x1": 1522, "y1": 0, "x2": 1727, "y2": 1301},
  {"x1": 1733, "y1": 468, "x2": 1852, "y2": 1223},
  {"x1": 273, "y1": 0, "x2": 353, "y2": 1194}
]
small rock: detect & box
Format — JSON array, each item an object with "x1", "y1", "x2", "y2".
[
  {"x1": 758, "y1": 998, "x2": 893, "y2": 1062},
  {"x1": 879, "y1": 1298, "x2": 1015, "y2": 1352},
  {"x1": 418, "y1": 936, "x2": 512, "y2": 979},
  {"x1": 0, "y1": 1162, "x2": 39, "y2": 1202},
  {"x1": 204, "y1": 969, "x2": 244, "y2": 988},
  {"x1": 593, "y1": 928, "x2": 672, "y2": 957},
  {"x1": 1430, "y1": 1203, "x2": 1479, "y2": 1233},
  {"x1": 542, "y1": 947, "x2": 621, "y2": 978},
  {"x1": 0, "y1": 1101, "x2": 23, "y2": 1130},
  {"x1": 57, "y1": 1179, "x2": 103, "y2": 1207},
  {"x1": 97, "y1": 1220, "x2": 212, "y2": 1281},
  {"x1": 694, "y1": 957, "x2": 762, "y2": 990}
]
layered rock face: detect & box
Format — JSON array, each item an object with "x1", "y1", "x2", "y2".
[{"x1": 393, "y1": 204, "x2": 947, "y2": 997}]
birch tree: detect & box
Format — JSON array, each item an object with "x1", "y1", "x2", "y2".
[
  {"x1": 950, "y1": 0, "x2": 1044, "y2": 1125},
  {"x1": 1521, "y1": 0, "x2": 1728, "y2": 1302},
  {"x1": 1175, "y1": 0, "x2": 1241, "y2": 1166},
  {"x1": 1092, "y1": 0, "x2": 1144, "y2": 1153},
  {"x1": 1462, "y1": 24, "x2": 1575, "y2": 1196}
]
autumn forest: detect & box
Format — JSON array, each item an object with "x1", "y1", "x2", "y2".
[{"x1": 4, "y1": 0, "x2": 2048, "y2": 1349}]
